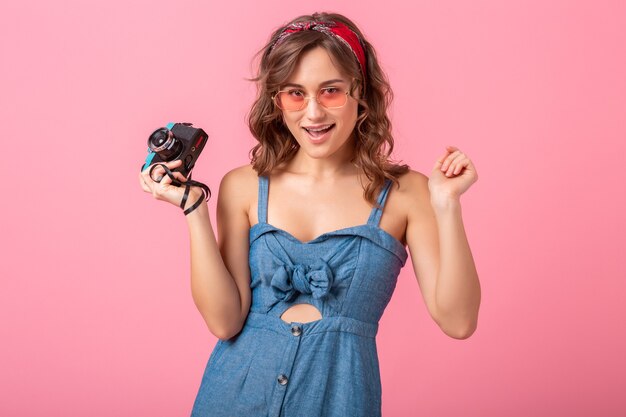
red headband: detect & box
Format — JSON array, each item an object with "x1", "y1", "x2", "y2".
[{"x1": 271, "y1": 21, "x2": 367, "y2": 80}]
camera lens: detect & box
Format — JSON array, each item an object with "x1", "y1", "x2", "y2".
[{"x1": 148, "y1": 127, "x2": 183, "y2": 161}]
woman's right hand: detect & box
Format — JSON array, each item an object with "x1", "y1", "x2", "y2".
[{"x1": 139, "y1": 160, "x2": 204, "y2": 209}]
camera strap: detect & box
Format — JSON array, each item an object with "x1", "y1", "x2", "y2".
[{"x1": 148, "y1": 163, "x2": 211, "y2": 216}]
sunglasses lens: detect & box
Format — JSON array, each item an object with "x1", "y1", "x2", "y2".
[
  {"x1": 318, "y1": 88, "x2": 347, "y2": 108},
  {"x1": 276, "y1": 92, "x2": 304, "y2": 111}
]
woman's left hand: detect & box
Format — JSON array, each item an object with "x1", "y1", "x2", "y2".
[{"x1": 428, "y1": 146, "x2": 478, "y2": 204}]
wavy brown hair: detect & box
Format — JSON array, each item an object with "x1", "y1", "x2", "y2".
[{"x1": 247, "y1": 12, "x2": 409, "y2": 205}]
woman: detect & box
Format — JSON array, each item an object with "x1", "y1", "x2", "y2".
[{"x1": 140, "y1": 12, "x2": 481, "y2": 417}]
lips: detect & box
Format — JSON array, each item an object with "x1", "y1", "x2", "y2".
[{"x1": 303, "y1": 124, "x2": 335, "y2": 140}]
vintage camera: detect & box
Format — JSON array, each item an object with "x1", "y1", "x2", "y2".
[{"x1": 142, "y1": 122, "x2": 208, "y2": 178}]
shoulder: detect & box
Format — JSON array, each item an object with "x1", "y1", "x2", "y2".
[
  {"x1": 392, "y1": 169, "x2": 430, "y2": 207},
  {"x1": 217, "y1": 164, "x2": 259, "y2": 217},
  {"x1": 375, "y1": 169, "x2": 430, "y2": 244},
  {"x1": 220, "y1": 164, "x2": 258, "y2": 193},
  {"x1": 395, "y1": 169, "x2": 428, "y2": 188},
  {"x1": 390, "y1": 169, "x2": 434, "y2": 225},
  {"x1": 391, "y1": 170, "x2": 437, "y2": 251}
]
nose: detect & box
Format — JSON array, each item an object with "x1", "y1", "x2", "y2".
[{"x1": 304, "y1": 95, "x2": 325, "y2": 120}]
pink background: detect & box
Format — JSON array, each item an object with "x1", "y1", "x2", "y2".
[{"x1": 1, "y1": 0, "x2": 625, "y2": 416}]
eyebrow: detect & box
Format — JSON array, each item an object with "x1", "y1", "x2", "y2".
[{"x1": 281, "y1": 79, "x2": 348, "y2": 88}]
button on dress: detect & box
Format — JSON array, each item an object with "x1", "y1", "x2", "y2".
[{"x1": 191, "y1": 175, "x2": 408, "y2": 417}]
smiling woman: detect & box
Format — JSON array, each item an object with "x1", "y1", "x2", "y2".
[
  {"x1": 139, "y1": 11, "x2": 481, "y2": 417},
  {"x1": 248, "y1": 14, "x2": 411, "y2": 205},
  {"x1": 274, "y1": 48, "x2": 359, "y2": 159}
]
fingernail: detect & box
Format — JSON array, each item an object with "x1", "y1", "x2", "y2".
[{"x1": 155, "y1": 175, "x2": 163, "y2": 182}]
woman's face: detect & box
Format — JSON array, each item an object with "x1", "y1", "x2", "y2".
[{"x1": 278, "y1": 46, "x2": 359, "y2": 161}]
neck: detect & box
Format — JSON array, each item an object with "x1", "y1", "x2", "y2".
[{"x1": 287, "y1": 139, "x2": 359, "y2": 181}]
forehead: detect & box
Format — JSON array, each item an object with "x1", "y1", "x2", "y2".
[{"x1": 285, "y1": 46, "x2": 349, "y2": 87}]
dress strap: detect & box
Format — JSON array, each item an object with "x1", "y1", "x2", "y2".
[
  {"x1": 258, "y1": 175, "x2": 269, "y2": 223},
  {"x1": 367, "y1": 179, "x2": 393, "y2": 226}
]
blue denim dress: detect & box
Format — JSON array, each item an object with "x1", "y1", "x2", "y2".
[{"x1": 191, "y1": 175, "x2": 408, "y2": 417}]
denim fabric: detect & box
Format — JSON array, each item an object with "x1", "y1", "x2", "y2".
[{"x1": 191, "y1": 176, "x2": 408, "y2": 417}]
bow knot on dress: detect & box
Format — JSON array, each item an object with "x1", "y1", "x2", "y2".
[{"x1": 271, "y1": 260, "x2": 334, "y2": 302}]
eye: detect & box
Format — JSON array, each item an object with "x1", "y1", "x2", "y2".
[
  {"x1": 320, "y1": 87, "x2": 342, "y2": 96},
  {"x1": 286, "y1": 89, "x2": 304, "y2": 97}
]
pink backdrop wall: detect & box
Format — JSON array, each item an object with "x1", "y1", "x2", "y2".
[{"x1": 1, "y1": 0, "x2": 625, "y2": 415}]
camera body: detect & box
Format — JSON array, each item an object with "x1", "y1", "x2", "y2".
[{"x1": 143, "y1": 122, "x2": 208, "y2": 178}]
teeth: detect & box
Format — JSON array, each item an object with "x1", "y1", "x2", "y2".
[{"x1": 306, "y1": 125, "x2": 332, "y2": 132}]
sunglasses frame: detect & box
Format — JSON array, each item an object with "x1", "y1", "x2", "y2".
[{"x1": 272, "y1": 86, "x2": 353, "y2": 112}]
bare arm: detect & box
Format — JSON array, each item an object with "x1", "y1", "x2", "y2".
[
  {"x1": 405, "y1": 155, "x2": 481, "y2": 339},
  {"x1": 140, "y1": 162, "x2": 252, "y2": 340},
  {"x1": 186, "y1": 168, "x2": 252, "y2": 340}
]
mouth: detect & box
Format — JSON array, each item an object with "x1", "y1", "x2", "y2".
[{"x1": 302, "y1": 124, "x2": 335, "y2": 141}]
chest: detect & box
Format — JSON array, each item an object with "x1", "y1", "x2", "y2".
[
  {"x1": 272, "y1": 187, "x2": 371, "y2": 240},
  {"x1": 249, "y1": 179, "x2": 407, "y2": 245}
]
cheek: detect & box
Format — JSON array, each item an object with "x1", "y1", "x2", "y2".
[
  {"x1": 282, "y1": 115, "x2": 303, "y2": 140},
  {"x1": 282, "y1": 113, "x2": 296, "y2": 129},
  {"x1": 340, "y1": 107, "x2": 359, "y2": 129}
]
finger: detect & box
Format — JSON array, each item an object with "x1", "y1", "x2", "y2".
[
  {"x1": 152, "y1": 181, "x2": 172, "y2": 200},
  {"x1": 142, "y1": 162, "x2": 161, "y2": 176},
  {"x1": 449, "y1": 158, "x2": 470, "y2": 176},
  {"x1": 434, "y1": 148, "x2": 455, "y2": 168},
  {"x1": 441, "y1": 150, "x2": 462, "y2": 171},
  {"x1": 442, "y1": 148, "x2": 463, "y2": 164},
  {"x1": 160, "y1": 174, "x2": 173, "y2": 186},
  {"x1": 171, "y1": 171, "x2": 188, "y2": 183},
  {"x1": 167, "y1": 159, "x2": 183, "y2": 168},
  {"x1": 447, "y1": 156, "x2": 469, "y2": 176},
  {"x1": 157, "y1": 167, "x2": 187, "y2": 186},
  {"x1": 142, "y1": 159, "x2": 181, "y2": 173},
  {"x1": 148, "y1": 165, "x2": 166, "y2": 182},
  {"x1": 445, "y1": 154, "x2": 467, "y2": 176},
  {"x1": 453, "y1": 159, "x2": 469, "y2": 175},
  {"x1": 139, "y1": 173, "x2": 152, "y2": 192},
  {"x1": 140, "y1": 168, "x2": 158, "y2": 187},
  {"x1": 152, "y1": 160, "x2": 183, "y2": 181}
]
